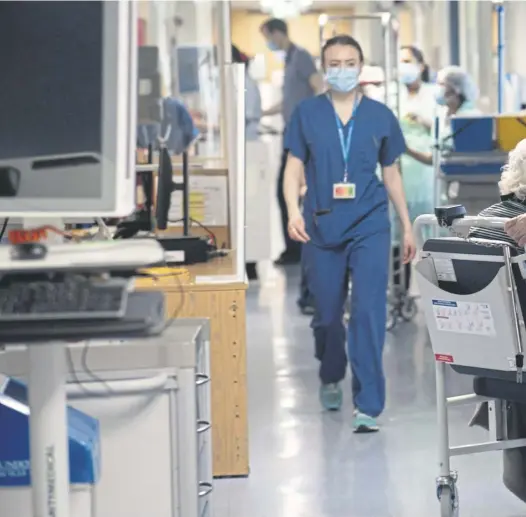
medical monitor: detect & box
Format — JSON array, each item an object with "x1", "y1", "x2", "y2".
[{"x1": 0, "y1": 1, "x2": 137, "y2": 218}]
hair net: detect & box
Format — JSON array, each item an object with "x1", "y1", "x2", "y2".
[{"x1": 439, "y1": 65, "x2": 479, "y2": 104}]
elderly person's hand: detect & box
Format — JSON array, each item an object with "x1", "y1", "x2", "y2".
[{"x1": 505, "y1": 214, "x2": 526, "y2": 246}]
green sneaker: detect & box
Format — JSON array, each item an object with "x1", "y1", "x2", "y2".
[
  {"x1": 319, "y1": 383, "x2": 343, "y2": 411},
  {"x1": 353, "y1": 410, "x2": 379, "y2": 433}
]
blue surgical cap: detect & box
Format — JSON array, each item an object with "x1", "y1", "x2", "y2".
[{"x1": 439, "y1": 66, "x2": 479, "y2": 104}]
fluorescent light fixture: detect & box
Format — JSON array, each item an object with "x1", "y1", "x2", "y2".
[{"x1": 260, "y1": 0, "x2": 313, "y2": 19}]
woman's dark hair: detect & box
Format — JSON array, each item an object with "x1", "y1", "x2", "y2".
[
  {"x1": 260, "y1": 18, "x2": 288, "y2": 35},
  {"x1": 401, "y1": 45, "x2": 430, "y2": 83},
  {"x1": 231, "y1": 44, "x2": 249, "y2": 68},
  {"x1": 322, "y1": 35, "x2": 364, "y2": 65}
]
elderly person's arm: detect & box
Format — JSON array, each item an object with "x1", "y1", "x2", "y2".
[{"x1": 505, "y1": 215, "x2": 526, "y2": 246}]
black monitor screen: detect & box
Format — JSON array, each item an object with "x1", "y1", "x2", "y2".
[{"x1": 0, "y1": 1, "x2": 103, "y2": 160}]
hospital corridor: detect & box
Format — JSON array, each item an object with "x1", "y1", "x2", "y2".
[
  {"x1": 3, "y1": 1, "x2": 526, "y2": 517},
  {"x1": 214, "y1": 266, "x2": 525, "y2": 517},
  {"x1": 213, "y1": 171, "x2": 526, "y2": 517}
]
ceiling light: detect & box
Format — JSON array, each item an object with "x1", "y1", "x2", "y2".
[{"x1": 260, "y1": 0, "x2": 313, "y2": 19}]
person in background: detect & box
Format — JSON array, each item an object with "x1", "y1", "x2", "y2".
[
  {"x1": 284, "y1": 35, "x2": 415, "y2": 431},
  {"x1": 231, "y1": 44, "x2": 263, "y2": 280},
  {"x1": 260, "y1": 18, "x2": 325, "y2": 267},
  {"x1": 393, "y1": 46, "x2": 435, "y2": 291},
  {"x1": 359, "y1": 65, "x2": 386, "y2": 102},
  {"x1": 404, "y1": 65, "x2": 479, "y2": 218},
  {"x1": 232, "y1": 45, "x2": 262, "y2": 142},
  {"x1": 406, "y1": 65, "x2": 479, "y2": 166}
]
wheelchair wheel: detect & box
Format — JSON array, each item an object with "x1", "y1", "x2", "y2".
[
  {"x1": 438, "y1": 485, "x2": 458, "y2": 517},
  {"x1": 401, "y1": 298, "x2": 417, "y2": 321}
]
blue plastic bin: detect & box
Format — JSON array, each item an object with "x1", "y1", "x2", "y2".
[
  {"x1": 450, "y1": 116, "x2": 494, "y2": 153},
  {"x1": 0, "y1": 378, "x2": 100, "y2": 487},
  {"x1": 440, "y1": 151, "x2": 507, "y2": 176}
]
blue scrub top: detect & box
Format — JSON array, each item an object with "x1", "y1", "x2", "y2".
[{"x1": 285, "y1": 95, "x2": 406, "y2": 248}]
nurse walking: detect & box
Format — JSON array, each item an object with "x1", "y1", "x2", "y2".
[{"x1": 284, "y1": 35, "x2": 416, "y2": 433}]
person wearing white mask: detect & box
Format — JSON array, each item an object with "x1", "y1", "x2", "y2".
[
  {"x1": 393, "y1": 46, "x2": 436, "y2": 290},
  {"x1": 282, "y1": 35, "x2": 415, "y2": 431}
]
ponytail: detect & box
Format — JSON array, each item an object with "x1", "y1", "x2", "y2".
[{"x1": 421, "y1": 64, "x2": 430, "y2": 83}]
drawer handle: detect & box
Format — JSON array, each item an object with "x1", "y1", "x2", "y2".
[
  {"x1": 197, "y1": 420, "x2": 211, "y2": 433},
  {"x1": 198, "y1": 482, "x2": 213, "y2": 498},
  {"x1": 196, "y1": 373, "x2": 210, "y2": 386}
]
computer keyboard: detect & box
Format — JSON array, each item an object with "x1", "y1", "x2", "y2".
[{"x1": 0, "y1": 276, "x2": 130, "y2": 322}]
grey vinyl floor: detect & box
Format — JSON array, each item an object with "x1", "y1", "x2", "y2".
[{"x1": 213, "y1": 263, "x2": 526, "y2": 517}]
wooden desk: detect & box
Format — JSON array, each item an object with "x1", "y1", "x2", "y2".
[{"x1": 137, "y1": 254, "x2": 248, "y2": 478}]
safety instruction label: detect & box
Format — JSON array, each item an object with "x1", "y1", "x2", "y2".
[
  {"x1": 432, "y1": 300, "x2": 496, "y2": 336},
  {"x1": 433, "y1": 258, "x2": 457, "y2": 282}
]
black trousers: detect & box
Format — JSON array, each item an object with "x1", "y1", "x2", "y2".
[{"x1": 277, "y1": 148, "x2": 301, "y2": 259}]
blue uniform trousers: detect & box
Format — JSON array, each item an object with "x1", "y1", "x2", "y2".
[{"x1": 304, "y1": 228, "x2": 391, "y2": 417}]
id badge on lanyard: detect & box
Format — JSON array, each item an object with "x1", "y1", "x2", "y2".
[{"x1": 332, "y1": 95, "x2": 360, "y2": 200}]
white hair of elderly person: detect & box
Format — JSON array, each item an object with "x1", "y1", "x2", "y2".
[
  {"x1": 500, "y1": 138, "x2": 526, "y2": 199},
  {"x1": 469, "y1": 138, "x2": 526, "y2": 247}
]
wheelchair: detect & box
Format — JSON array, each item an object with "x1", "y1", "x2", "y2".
[{"x1": 415, "y1": 206, "x2": 526, "y2": 516}]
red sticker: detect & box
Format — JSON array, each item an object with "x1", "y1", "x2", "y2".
[{"x1": 435, "y1": 354, "x2": 454, "y2": 363}]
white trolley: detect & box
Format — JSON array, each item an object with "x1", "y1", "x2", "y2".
[{"x1": 414, "y1": 209, "x2": 526, "y2": 517}]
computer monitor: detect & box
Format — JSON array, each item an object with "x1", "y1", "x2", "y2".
[{"x1": 0, "y1": 1, "x2": 137, "y2": 218}]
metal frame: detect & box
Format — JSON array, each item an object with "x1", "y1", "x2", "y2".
[
  {"x1": 319, "y1": 13, "x2": 414, "y2": 331},
  {"x1": 415, "y1": 214, "x2": 526, "y2": 516},
  {"x1": 494, "y1": 1, "x2": 505, "y2": 114}
]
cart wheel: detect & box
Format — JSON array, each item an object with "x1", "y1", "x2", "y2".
[
  {"x1": 386, "y1": 310, "x2": 397, "y2": 331},
  {"x1": 438, "y1": 485, "x2": 458, "y2": 517},
  {"x1": 401, "y1": 298, "x2": 417, "y2": 321}
]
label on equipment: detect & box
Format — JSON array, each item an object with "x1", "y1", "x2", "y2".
[
  {"x1": 433, "y1": 258, "x2": 457, "y2": 282},
  {"x1": 435, "y1": 354, "x2": 454, "y2": 363},
  {"x1": 432, "y1": 300, "x2": 496, "y2": 336},
  {"x1": 164, "y1": 250, "x2": 185, "y2": 263}
]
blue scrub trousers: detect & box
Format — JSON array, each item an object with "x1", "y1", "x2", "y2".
[{"x1": 304, "y1": 228, "x2": 391, "y2": 417}]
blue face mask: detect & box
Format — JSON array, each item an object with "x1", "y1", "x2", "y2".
[
  {"x1": 399, "y1": 62, "x2": 420, "y2": 85},
  {"x1": 266, "y1": 41, "x2": 279, "y2": 52},
  {"x1": 325, "y1": 67, "x2": 360, "y2": 93}
]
